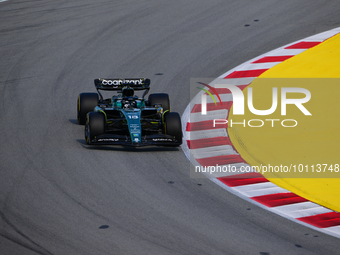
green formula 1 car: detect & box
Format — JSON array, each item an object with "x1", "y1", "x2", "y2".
[{"x1": 77, "y1": 78, "x2": 182, "y2": 147}]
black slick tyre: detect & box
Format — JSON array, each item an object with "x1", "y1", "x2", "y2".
[
  {"x1": 77, "y1": 93, "x2": 99, "y2": 125},
  {"x1": 164, "y1": 112, "x2": 182, "y2": 145},
  {"x1": 85, "y1": 112, "x2": 105, "y2": 144}
]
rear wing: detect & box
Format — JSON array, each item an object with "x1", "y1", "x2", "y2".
[
  {"x1": 94, "y1": 78, "x2": 151, "y2": 100},
  {"x1": 94, "y1": 78, "x2": 150, "y2": 91}
]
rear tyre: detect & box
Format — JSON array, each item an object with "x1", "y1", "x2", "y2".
[
  {"x1": 77, "y1": 93, "x2": 99, "y2": 125},
  {"x1": 85, "y1": 112, "x2": 105, "y2": 144},
  {"x1": 164, "y1": 112, "x2": 182, "y2": 146},
  {"x1": 148, "y1": 93, "x2": 170, "y2": 112}
]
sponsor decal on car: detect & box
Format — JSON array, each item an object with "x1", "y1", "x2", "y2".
[
  {"x1": 101, "y1": 79, "x2": 144, "y2": 86},
  {"x1": 152, "y1": 138, "x2": 173, "y2": 141},
  {"x1": 97, "y1": 138, "x2": 119, "y2": 142}
]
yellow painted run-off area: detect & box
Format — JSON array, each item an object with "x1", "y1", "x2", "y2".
[{"x1": 228, "y1": 33, "x2": 340, "y2": 212}]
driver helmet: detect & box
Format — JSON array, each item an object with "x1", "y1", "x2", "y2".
[{"x1": 122, "y1": 86, "x2": 134, "y2": 97}]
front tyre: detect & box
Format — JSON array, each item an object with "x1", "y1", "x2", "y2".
[
  {"x1": 78, "y1": 93, "x2": 99, "y2": 125},
  {"x1": 164, "y1": 112, "x2": 182, "y2": 146},
  {"x1": 85, "y1": 112, "x2": 105, "y2": 144}
]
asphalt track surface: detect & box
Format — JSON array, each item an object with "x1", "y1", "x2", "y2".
[{"x1": 1, "y1": 1, "x2": 340, "y2": 255}]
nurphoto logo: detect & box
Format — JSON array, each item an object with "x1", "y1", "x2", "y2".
[{"x1": 198, "y1": 82, "x2": 311, "y2": 128}]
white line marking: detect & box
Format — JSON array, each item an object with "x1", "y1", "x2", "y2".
[
  {"x1": 191, "y1": 145, "x2": 236, "y2": 159},
  {"x1": 189, "y1": 109, "x2": 227, "y2": 122},
  {"x1": 326, "y1": 225, "x2": 340, "y2": 236},
  {"x1": 262, "y1": 48, "x2": 306, "y2": 56},
  {"x1": 272, "y1": 202, "x2": 332, "y2": 218},
  {"x1": 232, "y1": 182, "x2": 288, "y2": 197},
  {"x1": 187, "y1": 128, "x2": 228, "y2": 140},
  {"x1": 233, "y1": 62, "x2": 278, "y2": 71}
]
